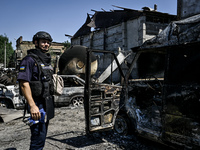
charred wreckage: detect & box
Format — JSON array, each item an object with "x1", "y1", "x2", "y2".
[
  {"x1": 1, "y1": 11, "x2": 200, "y2": 150},
  {"x1": 83, "y1": 14, "x2": 200, "y2": 149}
]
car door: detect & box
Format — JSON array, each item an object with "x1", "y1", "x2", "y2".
[{"x1": 84, "y1": 49, "x2": 125, "y2": 134}]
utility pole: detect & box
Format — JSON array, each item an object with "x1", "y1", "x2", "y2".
[{"x1": 4, "y1": 40, "x2": 6, "y2": 68}]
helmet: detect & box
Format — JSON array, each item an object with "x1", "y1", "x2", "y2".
[{"x1": 32, "y1": 31, "x2": 53, "y2": 44}]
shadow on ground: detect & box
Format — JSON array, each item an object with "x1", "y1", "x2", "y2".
[{"x1": 47, "y1": 131, "x2": 104, "y2": 148}]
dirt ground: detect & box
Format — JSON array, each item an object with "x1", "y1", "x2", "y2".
[{"x1": 0, "y1": 106, "x2": 173, "y2": 150}]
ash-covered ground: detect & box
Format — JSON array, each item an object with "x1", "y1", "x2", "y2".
[{"x1": 0, "y1": 106, "x2": 173, "y2": 150}]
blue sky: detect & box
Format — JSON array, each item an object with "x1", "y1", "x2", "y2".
[{"x1": 0, "y1": 0, "x2": 177, "y2": 49}]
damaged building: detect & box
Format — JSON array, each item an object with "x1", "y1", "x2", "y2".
[
  {"x1": 69, "y1": 5, "x2": 176, "y2": 83},
  {"x1": 71, "y1": 5, "x2": 176, "y2": 51}
]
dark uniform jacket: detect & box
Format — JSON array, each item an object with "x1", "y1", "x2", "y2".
[{"x1": 17, "y1": 49, "x2": 55, "y2": 120}]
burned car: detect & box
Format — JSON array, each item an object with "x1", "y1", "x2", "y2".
[
  {"x1": 56, "y1": 45, "x2": 100, "y2": 107},
  {"x1": 84, "y1": 41, "x2": 200, "y2": 149},
  {"x1": 54, "y1": 75, "x2": 85, "y2": 107},
  {"x1": 0, "y1": 84, "x2": 24, "y2": 109}
]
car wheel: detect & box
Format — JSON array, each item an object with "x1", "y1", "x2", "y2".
[
  {"x1": 71, "y1": 96, "x2": 84, "y2": 107},
  {"x1": 0, "y1": 99, "x2": 14, "y2": 109},
  {"x1": 114, "y1": 114, "x2": 130, "y2": 135},
  {"x1": 0, "y1": 100, "x2": 7, "y2": 107}
]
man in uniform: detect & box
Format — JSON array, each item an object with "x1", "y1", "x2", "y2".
[{"x1": 17, "y1": 31, "x2": 55, "y2": 150}]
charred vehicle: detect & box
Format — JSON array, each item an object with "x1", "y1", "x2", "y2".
[
  {"x1": 55, "y1": 45, "x2": 98, "y2": 107},
  {"x1": 84, "y1": 49, "x2": 124, "y2": 133},
  {"x1": 54, "y1": 75, "x2": 85, "y2": 107},
  {"x1": 84, "y1": 14, "x2": 200, "y2": 147},
  {"x1": 0, "y1": 84, "x2": 24, "y2": 109},
  {"x1": 84, "y1": 42, "x2": 200, "y2": 149}
]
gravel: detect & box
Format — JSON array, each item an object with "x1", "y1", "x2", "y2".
[{"x1": 0, "y1": 106, "x2": 173, "y2": 150}]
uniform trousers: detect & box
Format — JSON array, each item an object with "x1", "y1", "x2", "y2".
[{"x1": 29, "y1": 120, "x2": 49, "y2": 150}]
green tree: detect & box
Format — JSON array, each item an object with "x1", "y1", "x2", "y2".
[
  {"x1": 0, "y1": 35, "x2": 15, "y2": 68},
  {"x1": 63, "y1": 40, "x2": 71, "y2": 50}
]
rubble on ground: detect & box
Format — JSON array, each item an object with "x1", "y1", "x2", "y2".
[{"x1": 0, "y1": 106, "x2": 173, "y2": 150}]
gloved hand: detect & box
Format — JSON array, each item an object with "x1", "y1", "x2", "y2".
[{"x1": 25, "y1": 108, "x2": 46, "y2": 126}]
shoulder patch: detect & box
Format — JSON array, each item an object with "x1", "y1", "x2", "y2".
[
  {"x1": 41, "y1": 64, "x2": 45, "y2": 67},
  {"x1": 19, "y1": 65, "x2": 26, "y2": 72}
]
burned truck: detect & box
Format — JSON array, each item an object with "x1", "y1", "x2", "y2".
[
  {"x1": 84, "y1": 14, "x2": 200, "y2": 149},
  {"x1": 57, "y1": 45, "x2": 125, "y2": 107},
  {"x1": 84, "y1": 42, "x2": 200, "y2": 149}
]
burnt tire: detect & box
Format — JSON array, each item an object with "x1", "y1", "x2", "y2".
[
  {"x1": 114, "y1": 114, "x2": 131, "y2": 135},
  {"x1": 71, "y1": 96, "x2": 84, "y2": 107}
]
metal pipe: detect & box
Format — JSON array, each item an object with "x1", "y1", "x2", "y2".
[{"x1": 4, "y1": 41, "x2": 6, "y2": 68}]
